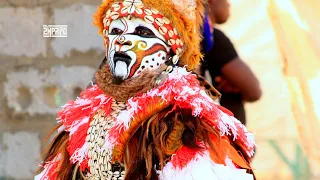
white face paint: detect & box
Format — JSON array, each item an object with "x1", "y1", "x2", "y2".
[{"x1": 106, "y1": 17, "x2": 171, "y2": 81}]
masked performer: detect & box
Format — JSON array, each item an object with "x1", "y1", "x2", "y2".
[{"x1": 36, "y1": 0, "x2": 256, "y2": 179}]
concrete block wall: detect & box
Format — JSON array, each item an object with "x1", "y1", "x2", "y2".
[{"x1": 0, "y1": 1, "x2": 105, "y2": 179}]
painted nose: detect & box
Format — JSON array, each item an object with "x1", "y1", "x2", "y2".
[{"x1": 116, "y1": 35, "x2": 132, "y2": 46}]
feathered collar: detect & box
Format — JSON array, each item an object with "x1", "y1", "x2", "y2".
[{"x1": 57, "y1": 67, "x2": 255, "y2": 171}]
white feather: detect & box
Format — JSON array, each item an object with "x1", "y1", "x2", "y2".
[{"x1": 158, "y1": 151, "x2": 254, "y2": 180}]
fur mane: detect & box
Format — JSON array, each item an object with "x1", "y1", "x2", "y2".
[{"x1": 95, "y1": 63, "x2": 165, "y2": 101}]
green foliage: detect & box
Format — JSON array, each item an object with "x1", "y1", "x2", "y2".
[{"x1": 268, "y1": 139, "x2": 311, "y2": 180}]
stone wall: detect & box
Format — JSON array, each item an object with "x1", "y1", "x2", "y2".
[{"x1": 0, "y1": 1, "x2": 105, "y2": 179}]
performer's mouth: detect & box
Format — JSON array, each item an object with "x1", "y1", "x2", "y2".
[
  {"x1": 112, "y1": 52, "x2": 132, "y2": 84},
  {"x1": 113, "y1": 52, "x2": 131, "y2": 67}
]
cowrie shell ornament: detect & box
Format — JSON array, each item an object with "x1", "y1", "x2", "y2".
[
  {"x1": 163, "y1": 17, "x2": 170, "y2": 24},
  {"x1": 136, "y1": 8, "x2": 143, "y2": 14},
  {"x1": 168, "y1": 39, "x2": 176, "y2": 46},
  {"x1": 166, "y1": 65, "x2": 173, "y2": 72},
  {"x1": 112, "y1": 4, "x2": 121, "y2": 11},
  {"x1": 168, "y1": 30, "x2": 174, "y2": 38},
  {"x1": 144, "y1": 15, "x2": 154, "y2": 23},
  {"x1": 144, "y1": 9, "x2": 152, "y2": 16},
  {"x1": 155, "y1": 18, "x2": 164, "y2": 26},
  {"x1": 151, "y1": 8, "x2": 159, "y2": 14},
  {"x1": 159, "y1": 26, "x2": 168, "y2": 35},
  {"x1": 110, "y1": 12, "x2": 120, "y2": 20},
  {"x1": 172, "y1": 55, "x2": 179, "y2": 64}
]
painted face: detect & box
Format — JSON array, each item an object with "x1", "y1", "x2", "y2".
[{"x1": 106, "y1": 17, "x2": 171, "y2": 81}]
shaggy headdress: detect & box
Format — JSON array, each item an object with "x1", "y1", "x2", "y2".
[{"x1": 93, "y1": 0, "x2": 206, "y2": 70}]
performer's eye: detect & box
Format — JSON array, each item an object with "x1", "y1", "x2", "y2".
[
  {"x1": 110, "y1": 28, "x2": 124, "y2": 35},
  {"x1": 135, "y1": 26, "x2": 155, "y2": 37}
]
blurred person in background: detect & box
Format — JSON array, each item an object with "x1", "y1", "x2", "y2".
[{"x1": 202, "y1": 0, "x2": 262, "y2": 125}]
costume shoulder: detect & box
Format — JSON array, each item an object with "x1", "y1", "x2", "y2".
[{"x1": 108, "y1": 67, "x2": 255, "y2": 179}]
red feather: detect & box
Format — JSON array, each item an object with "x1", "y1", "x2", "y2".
[{"x1": 171, "y1": 145, "x2": 204, "y2": 169}]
